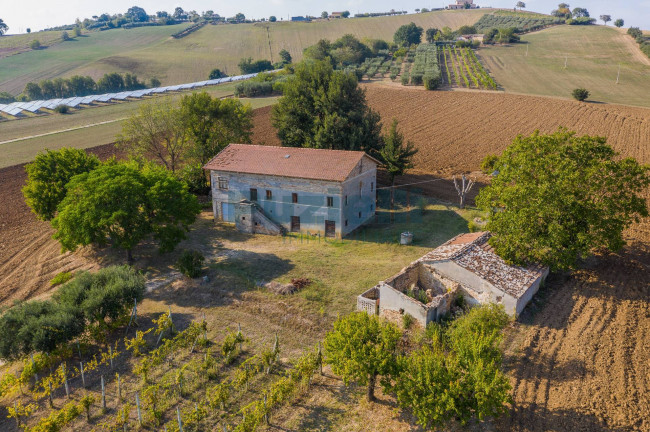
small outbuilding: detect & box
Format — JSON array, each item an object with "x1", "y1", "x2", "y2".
[{"x1": 358, "y1": 232, "x2": 548, "y2": 326}]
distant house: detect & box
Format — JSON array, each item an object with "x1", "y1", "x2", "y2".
[
  {"x1": 204, "y1": 144, "x2": 379, "y2": 238},
  {"x1": 448, "y1": 0, "x2": 479, "y2": 10},
  {"x1": 291, "y1": 16, "x2": 311, "y2": 22},
  {"x1": 330, "y1": 12, "x2": 344, "y2": 18},
  {"x1": 358, "y1": 232, "x2": 548, "y2": 326}
]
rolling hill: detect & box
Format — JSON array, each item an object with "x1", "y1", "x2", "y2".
[{"x1": 0, "y1": 9, "x2": 488, "y2": 94}]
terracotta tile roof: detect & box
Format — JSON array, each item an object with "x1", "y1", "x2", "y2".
[
  {"x1": 423, "y1": 232, "x2": 547, "y2": 298},
  {"x1": 203, "y1": 144, "x2": 378, "y2": 182}
]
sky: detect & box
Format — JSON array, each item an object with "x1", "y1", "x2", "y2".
[{"x1": 1, "y1": 0, "x2": 649, "y2": 34}]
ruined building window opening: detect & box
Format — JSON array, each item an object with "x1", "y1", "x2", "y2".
[
  {"x1": 218, "y1": 177, "x2": 228, "y2": 190},
  {"x1": 327, "y1": 196, "x2": 334, "y2": 207},
  {"x1": 345, "y1": 195, "x2": 348, "y2": 206},
  {"x1": 266, "y1": 190, "x2": 272, "y2": 200},
  {"x1": 292, "y1": 193, "x2": 298, "y2": 203},
  {"x1": 250, "y1": 188, "x2": 258, "y2": 201},
  {"x1": 358, "y1": 211, "x2": 362, "y2": 218}
]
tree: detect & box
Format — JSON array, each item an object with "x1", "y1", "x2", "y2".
[
  {"x1": 425, "y1": 28, "x2": 439, "y2": 43},
  {"x1": 179, "y1": 92, "x2": 253, "y2": 165},
  {"x1": 324, "y1": 312, "x2": 401, "y2": 402},
  {"x1": 238, "y1": 57, "x2": 273, "y2": 74},
  {"x1": 395, "y1": 305, "x2": 511, "y2": 428},
  {"x1": 329, "y1": 34, "x2": 372, "y2": 66},
  {"x1": 235, "y1": 13, "x2": 246, "y2": 23},
  {"x1": 173, "y1": 7, "x2": 185, "y2": 19},
  {"x1": 415, "y1": 8, "x2": 420, "y2": 13},
  {"x1": 458, "y1": 25, "x2": 477, "y2": 35},
  {"x1": 61, "y1": 31, "x2": 70, "y2": 41},
  {"x1": 271, "y1": 60, "x2": 382, "y2": 155},
  {"x1": 279, "y1": 49, "x2": 292, "y2": 64},
  {"x1": 378, "y1": 119, "x2": 417, "y2": 186},
  {"x1": 150, "y1": 77, "x2": 161, "y2": 87},
  {"x1": 0, "y1": 18, "x2": 8, "y2": 36},
  {"x1": 208, "y1": 69, "x2": 225, "y2": 79},
  {"x1": 118, "y1": 101, "x2": 188, "y2": 173},
  {"x1": 26, "y1": 28, "x2": 31, "y2": 33},
  {"x1": 572, "y1": 87, "x2": 589, "y2": 101},
  {"x1": 73, "y1": 27, "x2": 81, "y2": 37},
  {"x1": 22, "y1": 148, "x2": 100, "y2": 221},
  {"x1": 614, "y1": 19, "x2": 624, "y2": 28},
  {"x1": 516, "y1": 1, "x2": 526, "y2": 10},
  {"x1": 476, "y1": 128, "x2": 650, "y2": 270},
  {"x1": 572, "y1": 7, "x2": 589, "y2": 17},
  {"x1": 269, "y1": 16, "x2": 277, "y2": 22},
  {"x1": 600, "y1": 14, "x2": 611, "y2": 25},
  {"x1": 342, "y1": 11, "x2": 350, "y2": 18},
  {"x1": 52, "y1": 163, "x2": 201, "y2": 263},
  {"x1": 321, "y1": 11, "x2": 328, "y2": 19},
  {"x1": 394, "y1": 22, "x2": 423, "y2": 46},
  {"x1": 551, "y1": 3, "x2": 572, "y2": 19},
  {"x1": 29, "y1": 39, "x2": 41, "y2": 50}
]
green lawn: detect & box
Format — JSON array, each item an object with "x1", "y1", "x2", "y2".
[{"x1": 478, "y1": 25, "x2": 650, "y2": 107}]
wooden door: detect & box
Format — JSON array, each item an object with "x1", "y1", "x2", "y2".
[
  {"x1": 325, "y1": 220, "x2": 336, "y2": 238},
  {"x1": 291, "y1": 216, "x2": 300, "y2": 232}
]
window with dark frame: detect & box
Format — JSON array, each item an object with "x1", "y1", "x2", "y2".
[
  {"x1": 250, "y1": 188, "x2": 257, "y2": 201},
  {"x1": 292, "y1": 193, "x2": 298, "y2": 203},
  {"x1": 266, "y1": 190, "x2": 272, "y2": 200},
  {"x1": 217, "y1": 177, "x2": 228, "y2": 190},
  {"x1": 327, "y1": 196, "x2": 334, "y2": 207}
]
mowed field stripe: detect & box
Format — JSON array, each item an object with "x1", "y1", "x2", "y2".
[{"x1": 0, "y1": 118, "x2": 126, "y2": 145}]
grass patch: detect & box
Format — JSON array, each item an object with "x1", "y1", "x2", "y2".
[{"x1": 49, "y1": 271, "x2": 74, "y2": 286}]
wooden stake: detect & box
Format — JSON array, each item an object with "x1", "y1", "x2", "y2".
[
  {"x1": 177, "y1": 407, "x2": 183, "y2": 432},
  {"x1": 117, "y1": 373, "x2": 122, "y2": 402},
  {"x1": 237, "y1": 323, "x2": 242, "y2": 352},
  {"x1": 80, "y1": 362, "x2": 85, "y2": 388},
  {"x1": 63, "y1": 364, "x2": 70, "y2": 398},
  {"x1": 48, "y1": 382, "x2": 54, "y2": 408},
  {"x1": 264, "y1": 394, "x2": 269, "y2": 425}
]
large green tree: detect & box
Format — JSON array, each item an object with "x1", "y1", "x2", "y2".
[
  {"x1": 179, "y1": 92, "x2": 253, "y2": 165},
  {"x1": 379, "y1": 119, "x2": 417, "y2": 185},
  {"x1": 52, "y1": 163, "x2": 200, "y2": 263},
  {"x1": 393, "y1": 22, "x2": 423, "y2": 46},
  {"x1": 476, "y1": 128, "x2": 650, "y2": 270},
  {"x1": 0, "y1": 19, "x2": 8, "y2": 36},
  {"x1": 271, "y1": 60, "x2": 382, "y2": 154},
  {"x1": 395, "y1": 305, "x2": 511, "y2": 428},
  {"x1": 324, "y1": 312, "x2": 401, "y2": 402},
  {"x1": 23, "y1": 148, "x2": 100, "y2": 221}
]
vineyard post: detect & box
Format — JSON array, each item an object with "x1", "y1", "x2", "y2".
[
  {"x1": 318, "y1": 342, "x2": 324, "y2": 375},
  {"x1": 81, "y1": 362, "x2": 86, "y2": 388},
  {"x1": 264, "y1": 394, "x2": 269, "y2": 425},
  {"x1": 101, "y1": 375, "x2": 106, "y2": 412},
  {"x1": 237, "y1": 323, "x2": 243, "y2": 352},
  {"x1": 109, "y1": 346, "x2": 114, "y2": 370},
  {"x1": 203, "y1": 313, "x2": 207, "y2": 341},
  {"x1": 136, "y1": 393, "x2": 143, "y2": 426},
  {"x1": 63, "y1": 363, "x2": 70, "y2": 398},
  {"x1": 177, "y1": 407, "x2": 183, "y2": 432},
  {"x1": 117, "y1": 373, "x2": 122, "y2": 402},
  {"x1": 48, "y1": 382, "x2": 54, "y2": 408},
  {"x1": 31, "y1": 354, "x2": 38, "y2": 384},
  {"x1": 77, "y1": 342, "x2": 82, "y2": 359},
  {"x1": 169, "y1": 307, "x2": 175, "y2": 334},
  {"x1": 616, "y1": 64, "x2": 621, "y2": 84},
  {"x1": 564, "y1": 56, "x2": 568, "y2": 69}
]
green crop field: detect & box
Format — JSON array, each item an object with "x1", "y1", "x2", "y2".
[
  {"x1": 478, "y1": 25, "x2": 650, "y2": 107},
  {"x1": 0, "y1": 9, "x2": 487, "y2": 95}
]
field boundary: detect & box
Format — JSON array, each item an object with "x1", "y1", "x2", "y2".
[{"x1": 0, "y1": 118, "x2": 125, "y2": 145}]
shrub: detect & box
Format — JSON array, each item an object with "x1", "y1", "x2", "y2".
[
  {"x1": 50, "y1": 271, "x2": 74, "y2": 287},
  {"x1": 481, "y1": 154, "x2": 499, "y2": 174},
  {"x1": 234, "y1": 81, "x2": 274, "y2": 97},
  {"x1": 73, "y1": 27, "x2": 81, "y2": 36},
  {"x1": 572, "y1": 88, "x2": 589, "y2": 102},
  {"x1": 54, "y1": 104, "x2": 69, "y2": 114},
  {"x1": 180, "y1": 163, "x2": 210, "y2": 195},
  {"x1": 411, "y1": 74, "x2": 423, "y2": 86},
  {"x1": 423, "y1": 73, "x2": 440, "y2": 90},
  {"x1": 401, "y1": 72, "x2": 410, "y2": 85},
  {"x1": 402, "y1": 313, "x2": 415, "y2": 329},
  {"x1": 30, "y1": 39, "x2": 41, "y2": 50},
  {"x1": 61, "y1": 31, "x2": 70, "y2": 41},
  {"x1": 177, "y1": 250, "x2": 205, "y2": 278}
]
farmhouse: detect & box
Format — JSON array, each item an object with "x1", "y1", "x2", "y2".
[
  {"x1": 448, "y1": 0, "x2": 479, "y2": 10},
  {"x1": 329, "y1": 12, "x2": 344, "y2": 18},
  {"x1": 358, "y1": 232, "x2": 548, "y2": 325},
  {"x1": 204, "y1": 144, "x2": 379, "y2": 238}
]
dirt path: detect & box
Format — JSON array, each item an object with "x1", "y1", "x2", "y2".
[{"x1": 0, "y1": 118, "x2": 126, "y2": 145}]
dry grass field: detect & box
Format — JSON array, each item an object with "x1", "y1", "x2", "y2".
[
  {"x1": 479, "y1": 25, "x2": 650, "y2": 107},
  {"x1": 0, "y1": 9, "x2": 486, "y2": 95}
]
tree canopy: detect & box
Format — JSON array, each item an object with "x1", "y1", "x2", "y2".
[
  {"x1": 23, "y1": 148, "x2": 100, "y2": 221},
  {"x1": 395, "y1": 305, "x2": 512, "y2": 428},
  {"x1": 0, "y1": 19, "x2": 8, "y2": 36},
  {"x1": 271, "y1": 60, "x2": 382, "y2": 154},
  {"x1": 324, "y1": 312, "x2": 401, "y2": 401},
  {"x1": 476, "y1": 128, "x2": 650, "y2": 270},
  {"x1": 394, "y1": 22, "x2": 423, "y2": 46},
  {"x1": 425, "y1": 28, "x2": 439, "y2": 43},
  {"x1": 52, "y1": 163, "x2": 200, "y2": 262},
  {"x1": 303, "y1": 35, "x2": 371, "y2": 67}
]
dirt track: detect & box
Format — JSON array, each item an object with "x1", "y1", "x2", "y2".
[{"x1": 2, "y1": 90, "x2": 650, "y2": 430}]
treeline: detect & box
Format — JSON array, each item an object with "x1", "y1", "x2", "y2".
[
  {"x1": 354, "y1": 10, "x2": 407, "y2": 18},
  {"x1": 23, "y1": 73, "x2": 154, "y2": 101},
  {"x1": 0, "y1": 266, "x2": 144, "y2": 360},
  {"x1": 628, "y1": 27, "x2": 650, "y2": 59}
]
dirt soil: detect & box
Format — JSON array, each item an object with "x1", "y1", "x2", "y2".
[{"x1": 2, "y1": 90, "x2": 650, "y2": 431}]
